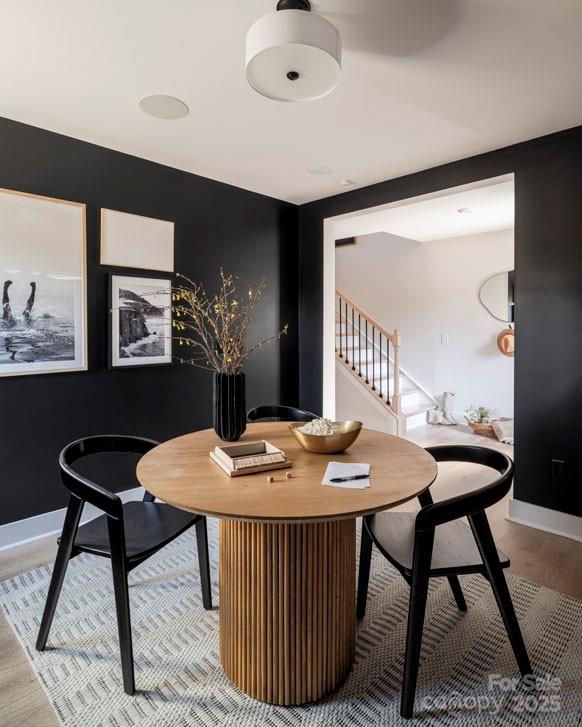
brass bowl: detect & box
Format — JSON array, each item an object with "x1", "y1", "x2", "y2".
[{"x1": 288, "y1": 420, "x2": 363, "y2": 454}]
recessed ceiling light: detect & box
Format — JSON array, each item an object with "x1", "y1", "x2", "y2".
[
  {"x1": 338, "y1": 178, "x2": 356, "y2": 187},
  {"x1": 308, "y1": 165, "x2": 332, "y2": 175},
  {"x1": 139, "y1": 95, "x2": 189, "y2": 120},
  {"x1": 457, "y1": 207, "x2": 473, "y2": 215}
]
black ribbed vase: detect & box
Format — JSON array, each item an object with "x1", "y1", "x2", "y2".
[{"x1": 213, "y1": 372, "x2": 247, "y2": 442}]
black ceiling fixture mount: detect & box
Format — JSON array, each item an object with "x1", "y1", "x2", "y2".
[{"x1": 276, "y1": 0, "x2": 311, "y2": 10}]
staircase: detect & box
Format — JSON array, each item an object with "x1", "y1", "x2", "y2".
[{"x1": 335, "y1": 289, "x2": 436, "y2": 434}]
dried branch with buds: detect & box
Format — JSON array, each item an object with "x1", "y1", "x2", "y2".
[{"x1": 172, "y1": 270, "x2": 288, "y2": 374}]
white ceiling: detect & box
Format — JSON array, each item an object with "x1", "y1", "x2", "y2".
[
  {"x1": 1, "y1": 1, "x2": 581, "y2": 204},
  {"x1": 334, "y1": 178, "x2": 514, "y2": 242}
]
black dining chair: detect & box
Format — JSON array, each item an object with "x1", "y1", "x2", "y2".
[
  {"x1": 357, "y1": 445, "x2": 532, "y2": 719},
  {"x1": 247, "y1": 404, "x2": 317, "y2": 422},
  {"x1": 36, "y1": 435, "x2": 213, "y2": 695}
]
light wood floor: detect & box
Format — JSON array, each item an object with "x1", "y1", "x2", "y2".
[
  {"x1": 1, "y1": 424, "x2": 581, "y2": 726},
  {"x1": 406, "y1": 424, "x2": 582, "y2": 600},
  {"x1": 0, "y1": 537, "x2": 59, "y2": 727}
]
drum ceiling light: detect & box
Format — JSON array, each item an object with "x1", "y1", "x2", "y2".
[{"x1": 245, "y1": 0, "x2": 341, "y2": 102}]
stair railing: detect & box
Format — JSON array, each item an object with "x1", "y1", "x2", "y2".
[{"x1": 335, "y1": 289, "x2": 401, "y2": 416}]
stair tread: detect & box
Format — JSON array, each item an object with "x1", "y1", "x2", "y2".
[
  {"x1": 336, "y1": 344, "x2": 437, "y2": 417},
  {"x1": 340, "y1": 375, "x2": 420, "y2": 396},
  {"x1": 402, "y1": 403, "x2": 436, "y2": 416},
  {"x1": 337, "y1": 361, "x2": 433, "y2": 399}
]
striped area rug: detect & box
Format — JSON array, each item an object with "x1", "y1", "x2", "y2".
[{"x1": 1, "y1": 519, "x2": 581, "y2": 726}]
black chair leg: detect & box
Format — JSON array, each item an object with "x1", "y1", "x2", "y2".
[
  {"x1": 447, "y1": 575, "x2": 467, "y2": 612},
  {"x1": 401, "y1": 528, "x2": 434, "y2": 720},
  {"x1": 195, "y1": 517, "x2": 212, "y2": 610},
  {"x1": 36, "y1": 495, "x2": 83, "y2": 651},
  {"x1": 469, "y1": 511, "x2": 532, "y2": 676},
  {"x1": 108, "y1": 518, "x2": 135, "y2": 695},
  {"x1": 357, "y1": 517, "x2": 373, "y2": 620}
]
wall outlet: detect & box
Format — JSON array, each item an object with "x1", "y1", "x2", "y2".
[
  {"x1": 551, "y1": 459, "x2": 566, "y2": 481},
  {"x1": 440, "y1": 333, "x2": 450, "y2": 345}
]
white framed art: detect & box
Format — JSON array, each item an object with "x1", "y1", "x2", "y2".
[
  {"x1": 0, "y1": 187, "x2": 87, "y2": 377},
  {"x1": 100, "y1": 208, "x2": 174, "y2": 272},
  {"x1": 109, "y1": 273, "x2": 172, "y2": 368}
]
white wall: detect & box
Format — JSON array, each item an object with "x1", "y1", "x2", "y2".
[
  {"x1": 335, "y1": 364, "x2": 398, "y2": 434},
  {"x1": 336, "y1": 228, "x2": 514, "y2": 419}
]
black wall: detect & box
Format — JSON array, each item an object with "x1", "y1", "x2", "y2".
[
  {"x1": 299, "y1": 125, "x2": 582, "y2": 519},
  {"x1": 4, "y1": 116, "x2": 582, "y2": 525},
  {"x1": 0, "y1": 118, "x2": 298, "y2": 525}
]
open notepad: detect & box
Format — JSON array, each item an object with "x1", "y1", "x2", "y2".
[{"x1": 322, "y1": 462, "x2": 371, "y2": 489}]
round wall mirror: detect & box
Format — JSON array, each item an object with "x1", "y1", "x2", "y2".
[{"x1": 479, "y1": 270, "x2": 515, "y2": 323}]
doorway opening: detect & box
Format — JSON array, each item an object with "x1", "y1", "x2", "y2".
[{"x1": 323, "y1": 174, "x2": 515, "y2": 447}]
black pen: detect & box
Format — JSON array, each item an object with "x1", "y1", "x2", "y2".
[{"x1": 330, "y1": 474, "x2": 369, "y2": 483}]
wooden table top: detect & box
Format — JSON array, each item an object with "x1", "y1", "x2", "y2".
[{"x1": 137, "y1": 423, "x2": 437, "y2": 523}]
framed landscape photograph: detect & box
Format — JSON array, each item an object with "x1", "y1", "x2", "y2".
[
  {"x1": 0, "y1": 187, "x2": 87, "y2": 377},
  {"x1": 100, "y1": 208, "x2": 174, "y2": 272},
  {"x1": 110, "y1": 274, "x2": 172, "y2": 368}
]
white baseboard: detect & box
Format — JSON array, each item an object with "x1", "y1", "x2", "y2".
[
  {"x1": 507, "y1": 498, "x2": 582, "y2": 542},
  {"x1": 0, "y1": 487, "x2": 145, "y2": 553}
]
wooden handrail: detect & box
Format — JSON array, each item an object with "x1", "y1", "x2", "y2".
[
  {"x1": 335, "y1": 289, "x2": 399, "y2": 347},
  {"x1": 335, "y1": 288, "x2": 402, "y2": 418}
]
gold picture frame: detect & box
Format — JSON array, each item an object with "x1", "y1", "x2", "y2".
[{"x1": 0, "y1": 187, "x2": 87, "y2": 377}]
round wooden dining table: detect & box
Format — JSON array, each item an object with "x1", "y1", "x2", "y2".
[{"x1": 137, "y1": 422, "x2": 437, "y2": 706}]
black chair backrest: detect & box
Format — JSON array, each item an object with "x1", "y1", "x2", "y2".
[
  {"x1": 415, "y1": 445, "x2": 514, "y2": 532},
  {"x1": 59, "y1": 435, "x2": 159, "y2": 519},
  {"x1": 247, "y1": 405, "x2": 317, "y2": 422}
]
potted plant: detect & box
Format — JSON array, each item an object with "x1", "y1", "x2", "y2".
[
  {"x1": 172, "y1": 270, "x2": 287, "y2": 441},
  {"x1": 464, "y1": 404, "x2": 496, "y2": 438}
]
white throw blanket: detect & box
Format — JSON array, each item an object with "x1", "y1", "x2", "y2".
[{"x1": 492, "y1": 417, "x2": 514, "y2": 445}]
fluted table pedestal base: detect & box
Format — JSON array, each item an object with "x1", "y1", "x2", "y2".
[{"x1": 219, "y1": 518, "x2": 356, "y2": 705}]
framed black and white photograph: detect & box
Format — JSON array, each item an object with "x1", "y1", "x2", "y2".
[
  {"x1": 110, "y1": 274, "x2": 172, "y2": 368},
  {"x1": 0, "y1": 187, "x2": 87, "y2": 377}
]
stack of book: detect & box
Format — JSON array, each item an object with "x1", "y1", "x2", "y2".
[{"x1": 210, "y1": 440, "x2": 291, "y2": 477}]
